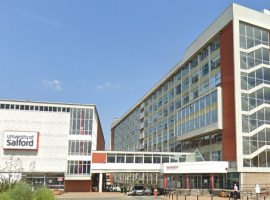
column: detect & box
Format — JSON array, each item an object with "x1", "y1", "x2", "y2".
[
  {"x1": 99, "y1": 173, "x2": 102, "y2": 193},
  {"x1": 186, "y1": 174, "x2": 189, "y2": 189},
  {"x1": 164, "y1": 174, "x2": 167, "y2": 189},
  {"x1": 211, "y1": 173, "x2": 214, "y2": 190}
]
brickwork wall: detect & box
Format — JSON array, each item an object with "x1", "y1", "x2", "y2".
[
  {"x1": 110, "y1": 128, "x2": 115, "y2": 151},
  {"x1": 220, "y1": 22, "x2": 237, "y2": 161},
  {"x1": 92, "y1": 152, "x2": 106, "y2": 163},
  {"x1": 96, "y1": 116, "x2": 105, "y2": 150},
  {"x1": 65, "y1": 180, "x2": 92, "y2": 192}
]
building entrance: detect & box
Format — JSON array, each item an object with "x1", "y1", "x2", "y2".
[{"x1": 189, "y1": 175, "x2": 202, "y2": 189}]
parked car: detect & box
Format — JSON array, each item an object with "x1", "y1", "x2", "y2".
[{"x1": 131, "y1": 185, "x2": 145, "y2": 196}]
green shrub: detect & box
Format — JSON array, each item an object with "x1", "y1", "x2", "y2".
[
  {"x1": 0, "y1": 181, "x2": 56, "y2": 200},
  {"x1": 33, "y1": 186, "x2": 55, "y2": 200},
  {"x1": 0, "y1": 192, "x2": 12, "y2": 200},
  {"x1": 7, "y1": 182, "x2": 33, "y2": 200}
]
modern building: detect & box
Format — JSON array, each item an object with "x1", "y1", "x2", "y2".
[
  {"x1": 111, "y1": 4, "x2": 270, "y2": 189},
  {"x1": 0, "y1": 99, "x2": 105, "y2": 192}
]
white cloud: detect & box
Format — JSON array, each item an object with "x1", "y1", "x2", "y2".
[
  {"x1": 95, "y1": 82, "x2": 121, "y2": 92},
  {"x1": 43, "y1": 79, "x2": 62, "y2": 90}
]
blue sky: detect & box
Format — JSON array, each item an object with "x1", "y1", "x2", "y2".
[{"x1": 1, "y1": 0, "x2": 269, "y2": 149}]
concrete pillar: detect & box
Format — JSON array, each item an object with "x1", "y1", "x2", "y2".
[{"x1": 99, "y1": 173, "x2": 102, "y2": 193}]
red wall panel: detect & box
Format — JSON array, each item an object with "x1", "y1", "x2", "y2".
[
  {"x1": 220, "y1": 22, "x2": 236, "y2": 161},
  {"x1": 92, "y1": 152, "x2": 107, "y2": 163}
]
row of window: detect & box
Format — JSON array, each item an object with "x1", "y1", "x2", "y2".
[
  {"x1": 242, "y1": 107, "x2": 270, "y2": 133},
  {"x1": 107, "y1": 153, "x2": 187, "y2": 164},
  {"x1": 241, "y1": 67, "x2": 270, "y2": 90},
  {"x1": 0, "y1": 103, "x2": 71, "y2": 112},
  {"x1": 181, "y1": 132, "x2": 222, "y2": 151},
  {"x1": 239, "y1": 22, "x2": 269, "y2": 49},
  {"x1": 67, "y1": 160, "x2": 91, "y2": 175},
  {"x1": 242, "y1": 87, "x2": 270, "y2": 111},
  {"x1": 243, "y1": 128, "x2": 270, "y2": 155},
  {"x1": 178, "y1": 110, "x2": 218, "y2": 135},
  {"x1": 68, "y1": 140, "x2": 92, "y2": 156},
  {"x1": 178, "y1": 90, "x2": 217, "y2": 120},
  {"x1": 243, "y1": 150, "x2": 270, "y2": 167},
  {"x1": 240, "y1": 48, "x2": 270, "y2": 70}
]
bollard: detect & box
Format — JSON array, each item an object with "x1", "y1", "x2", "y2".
[
  {"x1": 197, "y1": 195, "x2": 198, "y2": 200},
  {"x1": 211, "y1": 194, "x2": 213, "y2": 200},
  {"x1": 164, "y1": 189, "x2": 165, "y2": 197},
  {"x1": 185, "y1": 194, "x2": 186, "y2": 200},
  {"x1": 172, "y1": 193, "x2": 173, "y2": 200},
  {"x1": 264, "y1": 195, "x2": 265, "y2": 200},
  {"x1": 247, "y1": 196, "x2": 248, "y2": 200},
  {"x1": 229, "y1": 195, "x2": 230, "y2": 200},
  {"x1": 177, "y1": 193, "x2": 178, "y2": 200}
]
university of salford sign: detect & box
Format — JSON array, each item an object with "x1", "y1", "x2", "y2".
[{"x1": 3, "y1": 131, "x2": 39, "y2": 150}]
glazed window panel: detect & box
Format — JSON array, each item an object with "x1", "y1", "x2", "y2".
[{"x1": 68, "y1": 140, "x2": 92, "y2": 156}]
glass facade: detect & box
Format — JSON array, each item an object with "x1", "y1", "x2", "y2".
[
  {"x1": 240, "y1": 22, "x2": 270, "y2": 168},
  {"x1": 67, "y1": 108, "x2": 94, "y2": 176}
]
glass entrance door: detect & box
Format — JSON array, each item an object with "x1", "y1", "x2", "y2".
[
  {"x1": 194, "y1": 175, "x2": 202, "y2": 188},
  {"x1": 189, "y1": 175, "x2": 202, "y2": 188}
]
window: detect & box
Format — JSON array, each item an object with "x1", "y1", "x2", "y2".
[
  {"x1": 200, "y1": 80, "x2": 209, "y2": 94},
  {"x1": 200, "y1": 63, "x2": 209, "y2": 77},
  {"x1": 190, "y1": 88, "x2": 198, "y2": 100},
  {"x1": 176, "y1": 84, "x2": 181, "y2": 94},
  {"x1": 200, "y1": 48, "x2": 209, "y2": 61},
  {"x1": 169, "y1": 103, "x2": 174, "y2": 113},
  {"x1": 169, "y1": 78, "x2": 174, "y2": 87},
  {"x1": 169, "y1": 89, "x2": 174, "y2": 100},
  {"x1": 67, "y1": 160, "x2": 91, "y2": 175},
  {"x1": 191, "y1": 73, "x2": 198, "y2": 84},
  {"x1": 163, "y1": 107, "x2": 168, "y2": 116},
  {"x1": 191, "y1": 58, "x2": 198, "y2": 69},
  {"x1": 175, "y1": 99, "x2": 181, "y2": 109},
  {"x1": 182, "y1": 64, "x2": 189, "y2": 76},
  {"x1": 182, "y1": 78, "x2": 189, "y2": 91},
  {"x1": 183, "y1": 93, "x2": 189, "y2": 105},
  {"x1": 68, "y1": 140, "x2": 92, "y2": 156},
  {"x1": 240, "y1": 22, "x2": 269, "y2": 49},
  {"x1": 153, "y1": 92, "x2": 157, "y2": 99},
  {"x1": 158, "y1": 98, "x2": 162, "y2": 107},
  {"x1": 210, "y1": 72, "x2": 221, "y2": 88},
  {"x1": 176, "y1": 71, "x2": 181, "y2": 80},
  {"x1": 153, "y1": 102, "x2": 157, "y2": 110},
  {"x1": 210, "y1": 38, "x2": 220, "y2": 52},
  {"x1": 163, "y1": 83, "x2": 168, "y2": 91},
  {"x1": 70, "y1": 109, "x2": 93, "y2": 135},
  {"x1": 163, "y1": 94, "x2": 168, "y2": 104},
  {"x1": 212, "y1": 132, "x2": 222, "y2": 144},
  {"x1": 211, "y1": 55, "x2": 220, "y2": 70}
]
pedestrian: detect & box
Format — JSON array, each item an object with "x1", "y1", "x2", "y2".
[{"x1": 234, "y1": 184, "x2": 238, "y2": 199}]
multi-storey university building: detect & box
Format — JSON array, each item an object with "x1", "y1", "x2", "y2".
[
  {"x1": 111, "y1": 4, "x2": 270, "y2": 188},
  {"x1": 0, "y1": 100, "x2": 105, "y2": 192}
]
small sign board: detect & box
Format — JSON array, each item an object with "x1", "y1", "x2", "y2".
[
  {"x1": 255, "y1": 184, "x2": 260, "y2": 193},
  {"x1": 58, "y1": 177, "x2": 63, "y2": 182}
]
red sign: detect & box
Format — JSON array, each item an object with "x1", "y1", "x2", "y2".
[{"x1": 58, "y1": 177, "x2": 63, "y2": 181}]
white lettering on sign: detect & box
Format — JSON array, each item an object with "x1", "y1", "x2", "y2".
[{"x1": 3, "y1": 131, "x2": 39, "y2": 150}]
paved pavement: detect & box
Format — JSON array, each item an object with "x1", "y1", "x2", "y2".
[{"x1": 55, "y1": 192, "x2": 231, "y2": 200}]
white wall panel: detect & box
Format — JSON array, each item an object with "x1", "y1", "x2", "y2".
[{"x1": 0, "y1": 110, "x2": 70, "y2": 173}]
